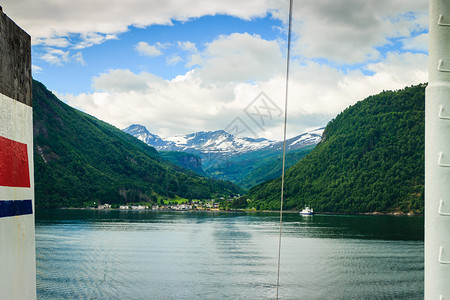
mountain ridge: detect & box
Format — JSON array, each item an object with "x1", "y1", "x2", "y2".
[
  {"x1": 124, "y1": 124, "x2": 324, "y2": 155},
  {"x1": 123, "y1": 124, "x2": 324, "y2": 188},
  {"x1": 33, "y1": 80, "x2": 241, "y2": 208},
  {"x1": 123, "y1": 125, "x2": 276, "y2": 156}
]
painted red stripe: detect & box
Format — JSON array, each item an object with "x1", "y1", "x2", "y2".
[{"x1": 0, "y1": 136, "x2": 30, "y2": 188}]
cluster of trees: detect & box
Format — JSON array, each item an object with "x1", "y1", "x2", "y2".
[
  {"x1": 247, "y1": 84, "x2": 425, "y2": 213},
  {"x1": 33, "y1": 80, "x2": 241, "y2": 208}
]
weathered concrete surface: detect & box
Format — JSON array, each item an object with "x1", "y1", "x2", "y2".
[{"x1": 0, "y1": 9, "x2": 31, "y2": 106}]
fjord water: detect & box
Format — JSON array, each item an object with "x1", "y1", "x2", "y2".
[{"x1": 35, "y1": 210, "x2": 423, "y2": 299}]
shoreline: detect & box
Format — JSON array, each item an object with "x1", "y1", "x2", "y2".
[{"x1": 37, "y1": 207, "x2": 423, "y2": 216}]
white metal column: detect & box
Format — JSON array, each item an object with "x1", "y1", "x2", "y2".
[{"x1": 425, "y1": 0, "x2": 450, "y2": 299}]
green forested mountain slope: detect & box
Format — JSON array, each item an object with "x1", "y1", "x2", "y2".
[
  {"x1": 247, "y1": 84, "x2": 425, "y2": 213},
  {"x1": 33, "y1": 80, "x2": 241, "y2": 208},
  {"x1": 206, "y1": 145, "x2": 315, "y2": 190},
  {"x1": 234, "y1": 146, "x2": 314, "y2": 189}
]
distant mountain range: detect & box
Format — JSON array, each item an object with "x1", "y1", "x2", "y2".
[
  {"x1": 123, "y1": 124, "x2": 324, "y2": 188},
  {"x1": 32, "y1": 80, "x2": 241, "y2": 208},
  {"x1": 123, "y1": 125, "x2": 275, "y2": 155},
  {"x1": 123, "y1": 124, "x2": 323, "y2": 162}
]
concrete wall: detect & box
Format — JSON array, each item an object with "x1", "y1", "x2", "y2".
[
  {"x1": 0, "y1": 7, "x2": 32, "y2": 106},
  {"x1": 0, "y1": 7, "x2": 36, "y2": 300}
]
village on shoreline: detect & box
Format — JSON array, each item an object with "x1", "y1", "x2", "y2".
[
  {"x1": 81, "y1": 200, "x2": 421, "y2": 216},
  {"x1": 98, "y1": 200, "x2": 222, "y2": 212},
  {"x1": 92, "y1": 196, "x2": 245, "y2": 212}
]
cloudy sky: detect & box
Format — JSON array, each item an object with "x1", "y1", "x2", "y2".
[{"x1": 3, "y1": 0, "x2": 428, "y2": 140}]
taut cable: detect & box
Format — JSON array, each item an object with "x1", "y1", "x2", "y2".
[{"x1": 276, "y1": 0, "x2": 293, "y2": 299}]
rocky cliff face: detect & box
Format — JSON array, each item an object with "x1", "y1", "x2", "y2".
[
  {"x1": 159, "y1": 151, "x2": 206, "y2": 176},
  {"x1": 181, "y1": 155, "x2": 202, "y2": 170}
]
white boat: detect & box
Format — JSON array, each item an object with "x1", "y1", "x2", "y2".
[{"x1": 299, "y1": 206, "x2": 314, "y2": 215}]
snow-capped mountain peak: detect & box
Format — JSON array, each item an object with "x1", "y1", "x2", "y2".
[
  {"x1": 165, "y1": 129, "x2": 273, "y2": 154},
  {"x1": 288, "y1": 127, "x2": 324, "y2": 148},
  {"x1": 122, "y1": 124, "x2": 173, "y2": 148},
  {"x1": 123, "y1": 124, "x2": 324, "y2": 159}
]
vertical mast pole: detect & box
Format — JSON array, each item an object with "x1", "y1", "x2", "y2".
[{"x1": 425, "y1": 0, "x2": 450, "y2": 298}]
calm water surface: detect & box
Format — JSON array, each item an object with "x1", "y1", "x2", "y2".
[{"x1": 35, "y1": 210, "x2": 424, "y2": 299}]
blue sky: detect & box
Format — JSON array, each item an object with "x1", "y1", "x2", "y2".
[
  {"x1": 32, "y1": 15, "x2": 283, "y2": 94},
  {"x1": 4, "y1": 0, "x2": 429, "y2": 140}
]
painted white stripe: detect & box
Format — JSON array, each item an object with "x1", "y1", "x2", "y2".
[{"x1": 0, "y1": 91, "x2": 36, "y2": 298}]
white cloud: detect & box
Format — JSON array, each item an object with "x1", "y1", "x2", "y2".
[
  {"x1": 271, "y1": 0, "x2": 428, "y2": 64},
  {"x1": 135, "y1": 41, "x2": 163, "y2": 57},
  {"x1": 166, "y1": 55, "x2": 183, "y2": 65},
  {"x1": 39, "y1": 48, "x2": 87, "y2": 66},
  {"x1": 73, "y1": 33, "x2": 118, "y2": 50},
  {"x1": 5, "y1": 0, "x2": 427, "y2": 61},
  {"x1": 189, "y1": 33, "x2": 284, "y2": 84},
  {"x1": 72, "y1": 52, "x2": 86, "y2": 65},
  {"x1": 61, "y1": 33, "x2": 428, "y2": 140},
  {"x1": 62, "y1": 70, "x2": 237, "y2": 135},
  {"x1": 178, "y1": 41, "x2": 198, "y2": 53},
  {"x1": 92, "y1": 69, "x2": 155, "y2": 93},
  {"x1": 33, "y1": 36, "x2": 71, "y2": 48},
  {"x1": 32, "y1": 65, "x2": 43, "y2": 73},
  {"x1": 40, "y1": 49, "x2": 70, "y2": 66},
  {"x1": 402, "y1": 33, "x2": 428, "y2": 52},
  {"x1": 2, "y1": 0, "x2": 273, "y2": 45},
  {"x1": 5, "y1": 0, "x2": 429, "y2": 139},
  {"x1": 366, "y1": 52, "x2": 428, "y2": 83}
]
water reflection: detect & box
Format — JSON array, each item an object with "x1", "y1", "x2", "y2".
[{"x1": 36, "y1": 210, "x2": 423, "y2": 299}]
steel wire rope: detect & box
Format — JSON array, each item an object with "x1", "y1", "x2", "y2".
[{"x1": 276, "y1": 0, "x2": 293, "y2": 299}]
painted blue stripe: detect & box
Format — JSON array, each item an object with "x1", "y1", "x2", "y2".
[{"x1": 0, "y1": 200, "x2": 33, "y2": 218}]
